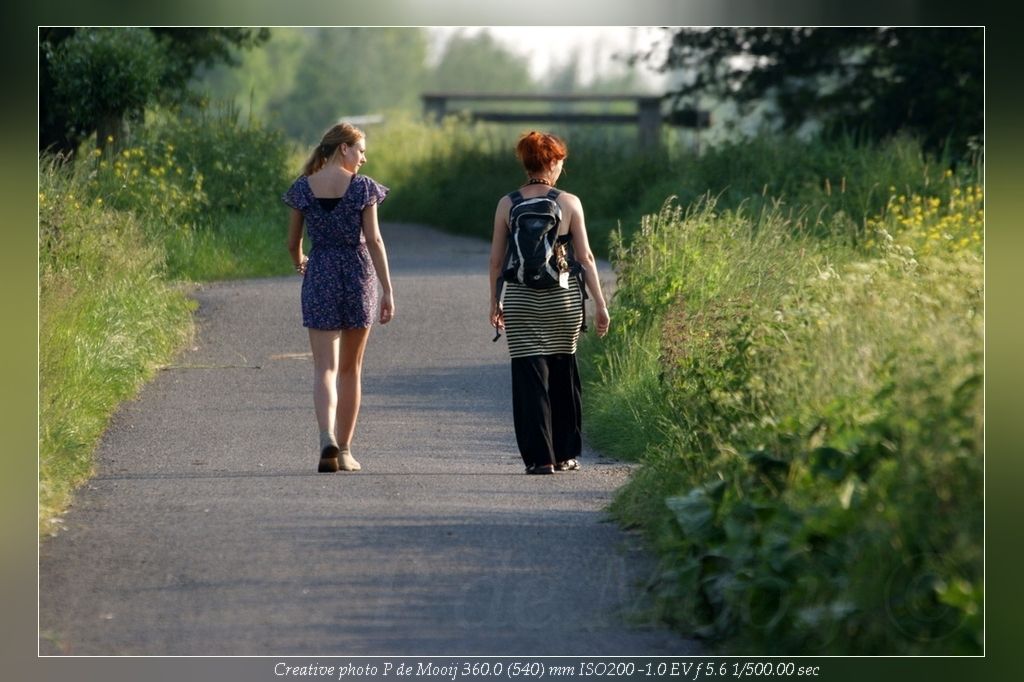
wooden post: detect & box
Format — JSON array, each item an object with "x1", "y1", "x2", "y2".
[
  {"x1": 637, "y1": 97, "x2": 662, "y2": 149},
  {"x1": 422, "y1": 94, "x2": 447, "y2": 123}
]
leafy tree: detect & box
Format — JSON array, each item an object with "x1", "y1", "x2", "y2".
[
  {"x1": 149, "y1": 27, "x2": 270, "y2": 96},
  {"x1": 39, "y1": 27, "x2": 270, "y2": 155},
  {"x1": 43, "y1": 28, "x2": 165, "y2": 153},
  {"x1": 428, "y1": 30, "x2": 534, "y2": 94},
  {"x1": 192, "y1": 28, "x2": 312, "y2": 124},
  {"x1": 267, "y1": 28, "x2": 428, "y2": 142},
  {"x1": 545, "y1": 49, "x2": 582, "y2": 96},
  {"x1": 643, "y1": 27, "x2": 983, "y2": 158},
  {"x1": 582, "y1": 63, "x2": 644, "y2": 96}
]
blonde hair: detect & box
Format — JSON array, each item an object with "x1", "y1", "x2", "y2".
[{"x1": 302, "y1": 122, "x2": 365, "y2": 176}]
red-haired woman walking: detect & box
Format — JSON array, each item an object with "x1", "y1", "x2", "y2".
[{"x1": 489, "y1": 131, "x2": 611, "y2": 474}]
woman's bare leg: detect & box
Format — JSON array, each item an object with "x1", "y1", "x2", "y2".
[
  {"x1": 335, "y1": 326, "x2": 371, "y2": 449},
  {"x1": 308, "y1": 328, "x2": 342, "y2": 442}
]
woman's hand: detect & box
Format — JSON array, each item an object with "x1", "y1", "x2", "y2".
[
  {"x1": 490, "y1": 301, "x2": 505, "y2": 332},
  {"x1": 595, "y1": 306, "x2": 611, "y2": 338},
  {"x1": 379, "y1": 291, "x2": 395, "y2": 324}
]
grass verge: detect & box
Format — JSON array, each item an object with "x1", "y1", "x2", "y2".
[
  {"x1": 580, "y1": 180, "x2": 983, "y2": 654},
  {"x1": 39, "y1": 105, "x2": 296, "y2": 535},
  {"x1": 39, "y1": 161, "x2": 196, "y2": 535}
]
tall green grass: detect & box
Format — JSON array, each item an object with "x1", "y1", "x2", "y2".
[
  {"x1": 581, "y1": 173, "x2": 983, "y2": 654},
  {"x1": 163, "y1": 211, "x2": 294, "y2": 281},
  {"x1": 39, "y1": 104, "x2": 296, "y2": 534},
  {"x1": 362, "y1": 117, "x2": 977, "y2": 258},
  {"x1": 39, "y1": 159, "x2": 196, "y2": 534}
]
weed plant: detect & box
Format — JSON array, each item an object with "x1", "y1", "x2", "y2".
[
  {"x1": 582, "y1": 172, "x2": 983, "y2": 654},
  {"x1": 82, "y1": 103, "x2": 295, "y2": 280}
]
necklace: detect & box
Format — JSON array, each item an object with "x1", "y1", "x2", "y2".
[{"x1": 524, "y1": 177, "x2": 552, "y2": 186}]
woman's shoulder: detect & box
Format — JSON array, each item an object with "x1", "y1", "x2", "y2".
[
  {"x1": 288, "y1": 174, "x2": 312, "y2": 195},
  {"x1": 282, "y1": 174, "x2": 311, "y2": 210},
  {"x1": 495, "y1": 191, "x2": 519, "y2": 213},
  {"x1": 554, "y1": 189, "x2": 582, "y2": 211}
]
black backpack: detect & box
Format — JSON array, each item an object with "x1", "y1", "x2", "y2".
[{"x1": 501, "y1": 188, "x2": 568, "y2": 289}]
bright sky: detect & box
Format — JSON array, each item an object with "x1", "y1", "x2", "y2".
[{"x1": 428, "y1": 26, "x2": 667, "y2": 89}]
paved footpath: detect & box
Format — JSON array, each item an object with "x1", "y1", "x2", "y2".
[{"x1": 39, "y1": 222, "x2": 700, "y2": 657}]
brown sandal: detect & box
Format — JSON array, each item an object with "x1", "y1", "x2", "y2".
[{"x1": 318, "y1": 445, "x2": 340, "y2": 473}]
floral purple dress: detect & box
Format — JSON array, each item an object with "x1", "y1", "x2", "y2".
[{"x1": 282, "y1": 174, "x2": 389, "y2": 329}]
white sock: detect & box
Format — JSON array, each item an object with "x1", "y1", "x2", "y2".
[{"x1": 319, "y1": 430, "x2": 338, "y2": 451}]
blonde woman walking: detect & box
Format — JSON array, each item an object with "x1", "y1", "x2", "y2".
[{"x1": 284, "y1": 122, "x2": 394, "y2": 473}]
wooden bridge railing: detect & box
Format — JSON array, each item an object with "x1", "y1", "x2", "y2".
[{"x1": 421, "y1": 92, "x2": 710, "y2": 149}]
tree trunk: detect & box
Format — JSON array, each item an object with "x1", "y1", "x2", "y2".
[{"x1": 96, "y1": 113, "x2": 124, "y2": 154}]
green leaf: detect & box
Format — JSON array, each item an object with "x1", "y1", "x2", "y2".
[
  {"x1": 666, "y1": 488, "x2": 715, "y2": 540},
  {"x1": 810, "y1": 446, "x2": 849, "y2": 482}
]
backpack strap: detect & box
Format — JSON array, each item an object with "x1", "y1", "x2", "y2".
[
  {"x1": 505, "y1": 190, "x2": 525, "y2": 233},
  {"x1": 546, "y1": 188, "x2": 563, "y2": 222}
]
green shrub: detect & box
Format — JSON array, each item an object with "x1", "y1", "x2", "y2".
[
  {"x1": 142, "y1": 104, "x2": 292, "y2": 217},
  {"x1": 80, "y1": 143, "x2": 207, "y2": 229},
  {"x1": 79, "y1": 102, "x2": 291, "y2": 228},
  {"x1": 73, "y1": 104, "x2": 295, "y2": 281},
  {"x1": 591, "y1": 184, "x2": 983, "y2": 654}
]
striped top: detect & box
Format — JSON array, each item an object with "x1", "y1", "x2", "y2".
[{"x1": 501, "y1": 278, "x2": 584, "y2": 359}]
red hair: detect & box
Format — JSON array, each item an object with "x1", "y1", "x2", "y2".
[{"x1": 515, "y1": 131, "x2": 567, "y2": 175}]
